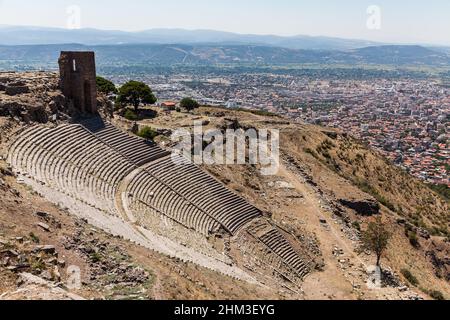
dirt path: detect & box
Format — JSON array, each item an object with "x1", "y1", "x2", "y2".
[
  {"x1": 276, "y1": 164, "x2": 362, "y2": 299},
  {"x1": 276, "y1": 163, "x2": 427, "y2": 300}
]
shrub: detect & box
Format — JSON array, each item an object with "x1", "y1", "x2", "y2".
[
  {"x1": 29, "y1": 232, "x2": 40, "y2": 244},
  {"x1": 405, "y1": 228, "x2": 420, "y2": 248},
  {"x1": 138, "y1": 127, "x2": 158, "y2": 141},
  {"x1": 352, "y1": 221, "x2": 361, "y2": 232},
  {"x1": 429, "y1": 184, "x2": 450, "y2": 201},
  {"x1": 409, "y1": 232, "x2": 420, "y2": 248},
  {"x1": 30, "y1": 257, "x2": 45, "y2": 273},
  {"x1": 428, "y1": 290, "x2": 445, "y2": 300},
  {"x1": 124, "y1": 109, "x2": 138, "y2": 121},
  {"x1": 304, "y1": 148, "x2": 318, "y2": 159},
  {"x1": 234, "y1": 108, "x2": 279, "y2": 117},
  {"x1": 139, "y1": 109, "x2": 158, "y2": 120},
  {"x1": 377, "y1": 196, "x2": 396, "y2": 212},
  {"x1": 401, "y1": 269, "x2": 419, "y2": 286},
  {"x1": 90, "y1": 252, "x2": 102, "y2": 263}
]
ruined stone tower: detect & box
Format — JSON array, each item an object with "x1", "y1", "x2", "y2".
[{"x1": 59, "y1": 51, "x2": 97, "y2": 114}]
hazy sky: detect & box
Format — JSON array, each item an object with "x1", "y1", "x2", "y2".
[{"x1": 0, "y1": 0, "x2": 449, "y2": 45}]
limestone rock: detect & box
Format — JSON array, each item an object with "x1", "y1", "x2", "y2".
[
  {"x1": 33, "y1": 245, "x2": 57, "y2": 255},
  {"x1": 37, "y1": 222, "x2": 51, "y2": 232}
]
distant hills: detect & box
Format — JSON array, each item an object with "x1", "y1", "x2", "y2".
[
  {"x1": 0, "y1": 43, "x2": 449, "y2": 70},
  {"x1": 0, "y1": 26, "x2": 448, "y2": 70},
  {"x1": 0, "y1": 25, "x2": 383, "y2": 50},
  {"x1": 352, "y1": 45, "x2": 450, "y2": 65}
]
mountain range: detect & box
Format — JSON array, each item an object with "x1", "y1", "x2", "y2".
[
  {"x1": 0, "y1": 25, "x2": 385, "y2": 50},
  {"x1": 0, "y1": 43, "x2": 449, "y2": 69},
  {"x1": 0, "y1": 26, "x2": 448, "y2": 69}
]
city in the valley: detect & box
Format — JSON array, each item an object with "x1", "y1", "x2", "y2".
[{"x1": 107, "y1": 70, "x2": 449, "y2": 188}]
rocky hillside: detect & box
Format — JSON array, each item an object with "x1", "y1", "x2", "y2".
[
  {"x1": 136, "y1": 105, "x2": 449, "y2": 300},
  {"x1": 0, "y1": 72, "x2": 448, "y2": 300},
  {"x1": 0, "y1": 159, "x2": 280, "y2": 300}
]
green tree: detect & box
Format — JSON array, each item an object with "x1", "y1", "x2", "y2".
[
  {"x1": 96, "y1": 76, "x2": 118, "y2": 95},
  {"x1": 124, "y1": 109, "x2": 138, "y2": 121},
  {"x1": 117, "y1": 81, "x2": 157, "y2": 112},
  {"x1": 180, "y1": 97, "x2": 200, "y2": 112},
  {"x1": 361, "y1": 216, "x2": 391, "y2": 268},
  {"x1": 137, "y1": 126, "x2": 158, "y2": 141}
]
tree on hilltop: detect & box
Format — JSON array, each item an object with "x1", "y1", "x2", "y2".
[
  {"x1": 180, "y1": 97, "x2": 200, "y2": 112},
  {"x1": 117, "y1": 81, "x2": 157, "y2": 112},
  {"x1": 96, "y1": 76, "x2": 118, "y2": 95}
]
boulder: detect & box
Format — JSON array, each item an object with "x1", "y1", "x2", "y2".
[
  {"x1": 418, "y1": 228, "x2": 431, "y2": 240},
  {"x1": 20, "y1": 111, "x2": 31, "y2": 124},
  {"x1": 35, "y1": 211, "x2": 50, "y2": 218},
  {"x1": 0, "y1": 166, "x2": 14, "y2": 177},
  {"x1": 5, "y1": 85, "x2": 30, "y2": 96},
  {"x1": 339, "y1": 198, "x2": 380, "y2": 216},
  {"x1": 33, "y1": 245, "x2": 56, "y2": 255},
  {"x1": 37, "y1": 222, "x2": 51, "y2": 232},
  {"x1": 0, "y1": 77, "x2": 12, "y2": 83}
]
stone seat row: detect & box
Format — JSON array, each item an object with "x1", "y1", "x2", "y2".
[
  {"x1": 141, "y1": 156, "x2": 262, "y2": 235},
  {"x1": 259, "y1": 229, "x2": 310, "y2": 279},
  {"x1": 8, "y1": 124, "x2": 134, "y2": 214},
  {"x1": 79, "y1": 117, "x2": 170, "y2": 166},
  {"x1": 126, "y1": 168, "x2": 223, "y2": 236}
]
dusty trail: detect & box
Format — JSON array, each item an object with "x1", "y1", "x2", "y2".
[{"x1": 275, "y1": 164, "x2": 358, "y2": 299}]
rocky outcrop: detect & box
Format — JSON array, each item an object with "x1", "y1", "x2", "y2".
[
  {"x1": 0, "y1": 273, "x2": 86, "y2": 300},
  {"x1": 5, "y1": 85, "x2": 30, "y2": 96},
  {"x1": 339, "y1": 198, "x2": 380, "y2": 216},
  {"x1": 0, "y1": 72, "x2": 64, "y2": 123},
  {"x1": 0, "y1": 71, "x2": 112, "y2": 124}
]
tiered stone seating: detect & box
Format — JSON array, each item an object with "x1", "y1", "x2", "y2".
[
  {"x1": 79, "y1": 117, "x2": 170, "y2": 165},
  {"x1": 131, "y1": 156, "x2": 261, "y2": 234},
  {"x1": 8, "y1": 124, "x2": 135, "y2": 214},
  {"x1": 141, "y1": 156, "x2": 262, "y2": 234},
  {"x1": 79, "y1": 117, "x2": 261, "y2": 235},
  {"x1": 126, "y1": 168, "x2": 223, "y2": 236},
  {"x1": 8, "y1": 118, "x2": 312, "y2": 282},
  {"x1": 259, "y1": 229, "x2": 310, "y2": 279}
]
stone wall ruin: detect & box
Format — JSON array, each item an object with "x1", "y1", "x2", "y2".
[{"x1": 58, "y1": 51, "x2": 97, "y2": 114}]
